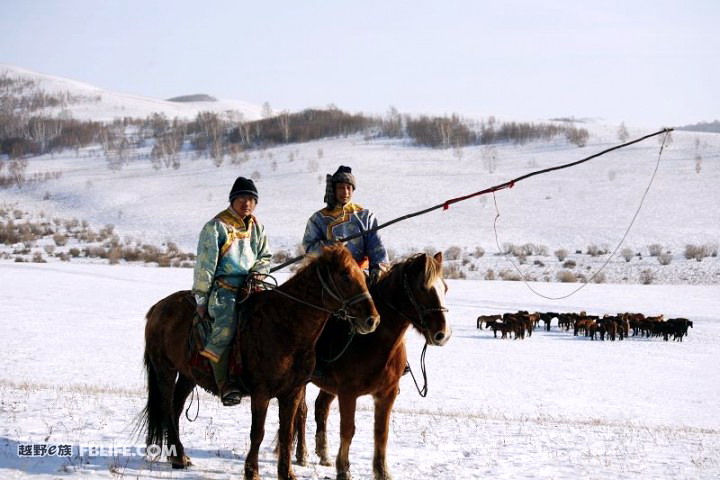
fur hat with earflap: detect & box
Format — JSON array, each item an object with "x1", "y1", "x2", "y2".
[{"x1": 324, "y1": 166, "x2": 356, "y2": 209}]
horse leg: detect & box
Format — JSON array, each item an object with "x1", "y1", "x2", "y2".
[
  {"x1": 244, "y1": 395, "x2": 270, "y2": 480},
  {"x1": 277, "y1": 391, "x2": 302, "y2": 480},
  {"x1": 335, "y1": 394, "x2": 357, "y2": 480},
  {"x1": 293, "y1": 387, "x2": 309, "y2": 466},
  {"x1": 315, "y1": 390, "x2": 336, "y2": 466},
  {"x1": 372, "y1": 390, "x2": 398, "y2": 480},
  {"x1": 169, "y1": 374, "x2": 196, "y2": 467}
]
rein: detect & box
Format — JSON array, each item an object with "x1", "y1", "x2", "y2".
[
  {"x1": 406, "y1": 344, "x2": 429, "y2": 398},
  {"x1": 254, "y1": 268, "x2": 372, "y2": 323},
  {"x1": 185, "y1": 386, "x2": 200, "y2": 422},
  {"x1": 385, "y1": 271, "x2": 447, "y2": 398}
]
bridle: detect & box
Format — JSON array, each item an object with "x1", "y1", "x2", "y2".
[
  {"x1": 387, "y1": 271, "x2": 449, "y2": 333},
  {"x1": 316, "y1": 267, "x2": 373, "y2": 324}
]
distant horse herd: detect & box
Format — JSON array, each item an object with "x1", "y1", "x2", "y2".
[{"x1": 477, "y1": 311, "x2": 693, "y2": 342}]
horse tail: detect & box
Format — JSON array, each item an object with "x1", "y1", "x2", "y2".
[{"x1": 140, "y1": 348, "x2": 166, "y2": 449}]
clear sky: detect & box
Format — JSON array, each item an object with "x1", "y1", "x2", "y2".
[{"x1": 1, "y1": 0, "x2": 718, "y2": 127}]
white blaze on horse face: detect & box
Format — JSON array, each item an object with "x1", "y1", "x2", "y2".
[
  {"x1": 432, "y1": 278, "x2": 447, "y2": 309},
  {"x1": 431, "y1": 278, "x2": 452, "y2": 345}
]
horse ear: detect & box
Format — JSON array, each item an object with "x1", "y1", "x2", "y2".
[{"x1": 433, "y1": 252, "x2": 443, "y2": 264}]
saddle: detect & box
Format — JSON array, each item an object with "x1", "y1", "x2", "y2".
[{"x1": 188, "y1": 295, "x2": 256, "y2": 395}]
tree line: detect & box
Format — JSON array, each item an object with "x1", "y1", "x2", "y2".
[{"x1": 1, "y1": 72, "x2": 591, "y2": 178}]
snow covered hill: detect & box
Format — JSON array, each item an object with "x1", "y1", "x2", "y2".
[
  {"x1": 0, "y1": 64, "x2": 263, "y2": 122},
  {"x1": 1, "y1": 64, "x2": 719, "y2": 286}
]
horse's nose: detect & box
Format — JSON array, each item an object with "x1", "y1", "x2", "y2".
[
  {"x1": 366, "y1": 315, "x2": 379, "y2": 332},
  {"x1": 434, "y1": 327, "x2": 451, "y2": 345}
]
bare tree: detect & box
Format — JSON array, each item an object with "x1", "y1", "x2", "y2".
[
  {"x1": 617, "y1": 122, "x2": 629, "y2": 143},
  {"x1": 481, "y1": 145, "x2": 497, "y2": 173},
  {"x1": 261, "y1": 101, "x2": 273, "y2": 119},
  {"x1": 278, "y1": 110, "x2": 290, "y2": 143}
]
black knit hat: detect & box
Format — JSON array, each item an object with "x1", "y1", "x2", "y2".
[{"x1": 229, "y1": 176, "x2": 258, "y2": 203}]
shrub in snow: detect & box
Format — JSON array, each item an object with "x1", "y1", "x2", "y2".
[
  {"x1": 444, "y1": 245, "x2": 462, "y2": 261},
  {"x1": 31, "y1": 252, "x2": 46, "y2": 263},
  {"x1": 592, "y1": 272, "x2": 607, "y2": 284},
  {"x1": 443, "y1": 264, "x2": 466, "y2": 279},
  {"x1": 484, "y1": 269, "x2": 496, "y2": 280},
  {"x1": 499, "y1": 269, "x2": 522, "y2": 281},
  {"x1": 521, "y1": 243, "x2": 535, "y2": 256},
  {"x1": 108, "y1": 247, "x2": 122, "y2": 265},
  {"x1": 500, "y1": 242, "x2": 515, "y2": 255},
  {"x1": 562, "y1": 260, "x2": 576, "y2": 269},
  {"x1": 473, "y1": 246, "x2": 485, "y2": 258},
  {"x1": 648, "y1": 244, "x2": 663, "y2": 257},
  {"x1": 53, "y1": 233, "x2": 68, "y2": 246},
  {"x1": 556, "y1": 270, "x2": 577, "y2": 283},
  {"x1": 621, "y1": 247, "x2": 634, "y2": 262},
  {"x1": 658, "y1": 253, "x2": 673, "y2": 266},
  {"x1": 640, "y1": 269, "x2": 655, "y2": 285},
  {"x1": 554, "y1": 249, "x2": 568, "y2": 261},
  {"x1": 685, "y1": 244, "x2": 710, "y2": 261},
  {"x1": 586, "y1": 244, "x2": 601, "y2": 257},
  {"x1": 271, "y1": 249, "x2": 291, "y2": 264}
]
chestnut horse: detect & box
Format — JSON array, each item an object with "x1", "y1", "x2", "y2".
[
  {"x1": 294, "y1": 252, "x2": 451, "y2": 480},
  {"x1": 140, "y1": 245, "x2": 380, "y2": 480}
]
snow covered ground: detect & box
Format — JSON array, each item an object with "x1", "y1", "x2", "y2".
[{"x1": 0, "y1": 262, "x2": 718, "y2": 479}]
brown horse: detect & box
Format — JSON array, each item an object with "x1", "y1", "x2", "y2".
[
  {"x1": 293, "y1": 252, "x2": 451, "y2": 480},
  {"x1": 140, "y1": 245, "x2": 380, "y2": 480}
]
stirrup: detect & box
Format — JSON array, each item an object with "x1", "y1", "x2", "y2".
[
  {"x1": 402, "y1": 364, "x2": 411, "y2": 376},
  {"x1": 221, "y1": 386, "x2": 244, "y2": 406}
]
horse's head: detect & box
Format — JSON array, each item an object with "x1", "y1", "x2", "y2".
[
  {"x1": 387, "y1": 252, "x2": 452, "y2": 346},
  {"x1": 314, "y1": 244, "x2": 380, "y2": 334}
]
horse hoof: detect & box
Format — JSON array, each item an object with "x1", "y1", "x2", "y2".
[
  {"x1": 244, "y1": 470, "x2": 260, "y2": 480},
  {"x1": 169, "y1": 455, "x2": 191, "y2": 469},
  {"x1": 337, "y1": 471, "x2": 352, "y2": 480},
  {"x1": 319, "y1": 458, "x2": 333, "y2": 467}
]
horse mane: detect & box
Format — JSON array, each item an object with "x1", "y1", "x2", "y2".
[
  {"x1": 294, "y1": 244, "x2": 355, "y2": 277},
  {"x1": 383, "y1": 253, "x2": 442, "y2": 290}
]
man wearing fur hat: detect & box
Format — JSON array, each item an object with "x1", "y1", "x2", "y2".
[
  {"x1": 193, "y1": 176, "x2": 272, "y2": 406},
  {"x1": 303, "y1": 166, "x2": 389, "y2": 284}
]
